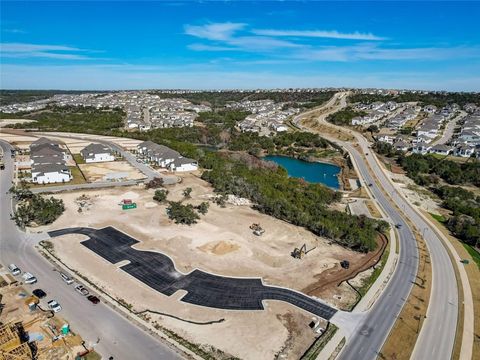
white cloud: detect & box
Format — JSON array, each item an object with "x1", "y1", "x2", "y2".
[
  {"x1": 184, "y1": 22, "x2": 246, "y2": 41},
  {"x1": 252, "y1": 29, "x2": 386, "y2": 41},
  {"x1": 0, "y1": 42, "x2": 94, "y2": 60},
  {"x1": 188, "y1": 43, "x2": 239, "y2": 52},
  {"x1": 184, "y1": 22, "x2": 302, "y2": 53},
  {"x1": 298, "y1": 44, "x2": 480, "y2": 62}
]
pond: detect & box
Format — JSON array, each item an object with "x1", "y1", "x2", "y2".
[{"x1": 264, "y1": 155, "x2": 341, "y2": 189}]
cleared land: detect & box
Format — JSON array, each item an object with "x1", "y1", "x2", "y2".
[
  {"x1": 79, "y1": 161, "x2": 145, "y2": 182},
  {"x1": 36, "y1": 173, "x2": 372, "y2": 359}
]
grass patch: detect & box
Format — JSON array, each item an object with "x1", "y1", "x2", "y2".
[
  {"x1": 68, "y1": 166, "x2": 87, "y2": 184},
  {"x1": 429, "y1": 212, "x2": 447, "y2": 224},
  {"x1": 358, "y1": 247, "x2": 390, "y2": 297},
  {"x1": 300, "y1": 324, "x2": 338, "y2": 360},
  {"x1": 73, "y1": 153, "x2": 86, "y2": 164},
  {"x1": 463, "y1": 243, "x2": 480, "y2": 270}
]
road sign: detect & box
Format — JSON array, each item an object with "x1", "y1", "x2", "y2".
[{"x1": 122, "y1": 203, "x2": 137, "y2": 210}]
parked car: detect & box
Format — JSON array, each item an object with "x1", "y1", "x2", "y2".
[
  {"x1": 48, "y1": 300, "x2": 62, "y2": 313},
  {"x1": 32, "y1": 289, "x2": 47, "y2": 299},
  {"x1": 75, "y1": 284, "x2": 89, "y2": 296},
  {"x1": 8, "y1": 264, "x2": 21, "y2": 276},
  {"x1": 60, "y1": 272, "x2": 74, "y2": 285},
  {"x1": 22, "y1": 272, "x2": 37, "y2": 285},
  {"x1": 87, "y1": 295, "x2": 100, "y2": 304}
]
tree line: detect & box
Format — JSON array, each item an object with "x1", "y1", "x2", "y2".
[{"x1": 200, "y1": 151, "x2": 388, "y2": 252}]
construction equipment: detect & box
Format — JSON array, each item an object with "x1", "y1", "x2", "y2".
[
  {"x1": 250, "y1": 223, "x2": 265, "y2": 236},
  {"x1": 250, "y1": 223, "x2": 261, "y2": 230},
  {"x1": 291, "y1": 244, "x2": 316, "y2": 259}
]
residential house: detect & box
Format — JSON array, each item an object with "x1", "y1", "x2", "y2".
[
  {"x1": 392, "y1": 140, "x2": 410, "y2": 152},
  {"x1": 80, "y1": 143, "x2": 115, "y2": 163},
  {"x1": 31, "y1": 163, "x2": 72, "y2": 184},
  {"x1": 455, "y1": 145, "x2": 475, "y2": 158},
  {"x1": 429, "y1": 144, "x2": 453, "y2": 156},
  {"x1": 136, "y1": 141, "x2": 198, "y2": 172},
  {"x1": 412, "y1": 142, "x2": 430, "y2": 154},
  {"x1": 29, "y1": 137, "x2": 71, "y2": 184}
]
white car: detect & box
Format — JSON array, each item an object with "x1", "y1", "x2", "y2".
[
  {"x1": 8, "y1": 264, "x2": 21, "y2": 276},
  {"x1": 75, "y1": 284, "x2": 89, "y2": 296},
  {"x1": 60, "y1": 272, "x2": 74, "y2": 285},
  {"x1": 22, "y1": 272, "x2": 37, "y2": 284},
  {"x1": 48, "y1": 300, "x2": 62, "y2": 313}
]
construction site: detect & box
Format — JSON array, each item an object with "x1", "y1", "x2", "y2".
[
  {"x1": 0, "y1": 266, "x2": 99, "y2": 360},
  {"x1": 29, "y1": 170, "x2": 386, "y2": 359}
]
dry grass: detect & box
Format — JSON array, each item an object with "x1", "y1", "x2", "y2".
[
  {"x1": 365, "y1": 200, "x2": 382, "y2": 218},
  {"x1": 379, "y1": 229, "x2": 432, "y2": 359}
]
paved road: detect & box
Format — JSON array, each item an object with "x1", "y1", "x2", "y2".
[
  {"x1": 30, "y1": 179, "x2": 141, "y2": 193},
  {"x1": 48, "y1": 226, "x2": 338, "y2": 320},
  {"x1": 0, "y1": 140, "x2": 182, "y2": 360},
  {"x1": 295, "y1": 93, "x2": 462, "y2": 360},
  {"x1": 431, "y1": 110, "x2": 467, "y2": 146}
]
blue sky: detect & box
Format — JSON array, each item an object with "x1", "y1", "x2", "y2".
[{"x1": 1, "y1": 1, "x2": 480, "y2": 91}]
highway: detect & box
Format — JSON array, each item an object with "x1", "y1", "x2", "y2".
[
  {"x1": 0, "y1": 140, "x2": 182, "y2": 360},
  {"x1": 295, "y1": 93, "x2": 466, "y2": 360}
]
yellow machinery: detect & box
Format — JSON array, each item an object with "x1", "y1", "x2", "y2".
[{"x1": 291, "y1": 244, "x2": 316, "y2": 259}]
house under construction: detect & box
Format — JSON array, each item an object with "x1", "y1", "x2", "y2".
[{"x1": 0, "y1": 322, "x2": 33, "y2": 360}]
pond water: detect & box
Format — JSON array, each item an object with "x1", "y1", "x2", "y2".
[{"x1": 264, "y1": 155, "x2": 341, "y2": 189}]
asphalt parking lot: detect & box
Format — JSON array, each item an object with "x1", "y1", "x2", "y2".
[{"x1": 48, "y1": 226, "x2": 337, "y2": 320}]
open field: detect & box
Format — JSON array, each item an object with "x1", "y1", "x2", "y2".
[
  {"x1": 35, "y1": 173, "x2": 375, "y2": 359},
  {"x1": 78, "y1": 161, "x2": 145, "y2": 182}
]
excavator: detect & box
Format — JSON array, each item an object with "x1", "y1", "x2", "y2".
[{"x1": 291, "y1": 244, "x2": 316, "y2": 259}]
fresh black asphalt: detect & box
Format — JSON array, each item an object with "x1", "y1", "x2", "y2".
[{"x1": 48, "y1": 226, "x2": 337, "y2": 320}]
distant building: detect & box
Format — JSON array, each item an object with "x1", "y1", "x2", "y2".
[{"x1": 80, "y1": 143, "x2": 115, "y2": 163}]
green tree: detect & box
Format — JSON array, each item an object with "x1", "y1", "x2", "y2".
[
  {"x1": 166, "y1": 201, "x2": 200, "y2": 225},
  {"x1": 153, "y1": 189, "x2": 168, "y2": 203},
  {"x1": 183, "y1": 187, "x2": 193, "y2": 199},
  {"x1": 196, "y1": 201, "x2": 210, "y2": 215}
]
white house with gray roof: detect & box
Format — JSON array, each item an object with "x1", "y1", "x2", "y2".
[
  {"x1": 137, "y1": 141, "x2": 198, "y2": 172},
  {"x1": 29, "y1": 137, "x2": 72, "y2": 184},
  {"x1": 80, "y1": 143, "x2": 115, "y2": 163}
]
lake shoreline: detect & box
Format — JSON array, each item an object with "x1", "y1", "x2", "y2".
[{"x1": 263, "y1": 154, "x2": 342, "y2": 190}]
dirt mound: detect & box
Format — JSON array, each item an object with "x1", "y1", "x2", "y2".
[{"x1": 199, "y1": 241, "x2": 240, "y2": 255}]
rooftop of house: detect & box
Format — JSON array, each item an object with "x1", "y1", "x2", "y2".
[
  {"x1": 30, "y1": 137, "x2": 62, "y2": 148},
  {"x1": 81, "y1": 143, "x2": 112, "y2": 155}
]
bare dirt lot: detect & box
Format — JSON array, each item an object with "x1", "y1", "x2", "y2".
[
  {"x1": 79, "y1": 161, "x2": 145, "y2": 182},
  {"x1": 36, "y1": 173, "x2": 368, "y2": 359}
]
